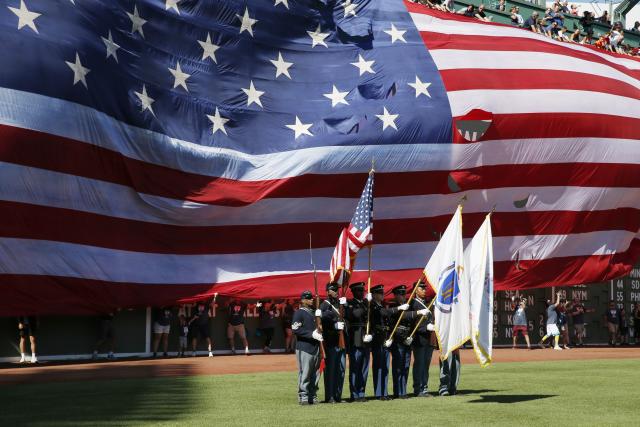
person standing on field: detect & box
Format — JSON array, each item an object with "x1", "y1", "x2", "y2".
[
  {"x1": 604, "y1": 301, "x2": 621, "y2": 346},
  {"x1": 511, "y1": 297, "x2": 531, "y2": 349},
  {"x1": 539, "y1": 292, "x2": 562, "y2": 350},
  {"x1": 292, "y1": 290, "x2": 323, "y2": 405},
  {"x1": 189, "y1": 300, "x2": 214, "y2": 357},
  {"x1": 257, "y1": 300, "x2": 276, "y2": 353},
  {"x1": 227, "y1": 299, "x2": 249, "y2": 355},
  {"x1": 17, "y1": 316, "x2": 39, "y2": 363},
  {"x1": 152, "y1": 306, "x2": 173, "y2": 357},
  {"x1": 281, "y1": 299, "x2": 295, "y2": 353}
]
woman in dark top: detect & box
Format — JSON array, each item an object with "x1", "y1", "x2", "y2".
[
  {"x1": 257, "y1": 300, "x2": 277, "y2": 353},
  {"x1": 152, "y1": 306, "x2": 173, "y2": 357},
  {"x1": 282, "y1": 299, "x2": 295, "y2": 353}
]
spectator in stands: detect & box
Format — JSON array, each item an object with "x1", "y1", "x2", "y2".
[
  {"x1": 545, "y1": 21, "x2": 561, "y2": 38},
  {"x1": 178, "y1": 315, "x2": 188, "y2": 357},
  {"x1": 227, "y1": 298, "x2": 250, "y2": 355},
  {"x1": 580, "y1": 11, "x2": 595, "y2": 38},
  {"x1": 551, "y1": 5, "x2": 565, "y2": 26},
  {"x1": 619, "y1": 307, "x2": 630, "y2": 345},
  {"x1": 604, "y1": 301, "x2": 621, "y2": 346},
  {"x1": 497, "y1": 0, "x2": 506, "y2": 12},
  {"x1": 539, "y1": 292, "x2": 563, "y2": 350},
  {"x1": 282, "y1": 299, "x2": 296, "y2": 353},
  {"x1": 569, "y1": 3, "x2": 579, "y2": 16},
  {"x1": 257, "y1": 300, "x2": 277, "y2": 353},
  {"x1": 152, "y1": 306, "x2": 172, "y2": 358},
  {"x1": 475, "y1": 4, "x2": 492, "y2": 22},
  {"x1": 524, "y1": 12, "x2": 540, "y2": 32},
  {"x1": 189, "y1": 300, "x2": 214, "y2": 357},
  {"x1": 560, "y1": 1, "x2": 569, "y2": 14},
  {"x1": 569, "y1": 28, "x2": 581, "y2": 42},
  {"x1": 611, "y1": 22, "x2": 625, "y2": 52},
  {"x1": 17, "y1": 316, "x2": 38, "y2": 363},
  {"x1": 511, "y1": 298, "x2": 531, "y2": 349},
  {"x1": 458, "y1": 4, "x2": 475, "y2": 18},
  {"x1": 510, "y1": 6, "x2": 524, "y2": 27},
  {"x1": 632, "y1": 21, "x2": 640, "y2": 33},
  {"x1": 557, "y1": 301, "x2": 571, "y2": 349},
  {"x1": 598, "y1": 10, "x2": 610, "y2": 24},
  {"x1": 93, "y1": 311, "x2": 115, "y2": 360}
]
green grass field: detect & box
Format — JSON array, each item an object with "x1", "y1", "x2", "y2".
[{"x1": 2, "y1": 358, "x2": 638, "y2": 426}]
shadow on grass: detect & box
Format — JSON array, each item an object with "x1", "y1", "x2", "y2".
[
  {"x1": 468, "y1": 394, "x2": 556, "y2": 404},
  {"x1": 454, "y1": 389, "x2": 500, "y2": 395},
  {"x1": 0, "y1": 362, "x2": 198, "y2": 425}
]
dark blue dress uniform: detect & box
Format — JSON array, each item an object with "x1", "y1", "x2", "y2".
[
  {"x1": 345, "y1": 282, "x2": 369, "y2": 402},
  {"x1": 439, "y1": 349, "x2": 461, "y2": 396},
  {"x1": 410, "y1": 293, "x2": 435, "y2": 397},
  {"x1": 369, "y1": 284, "x2": 400, "y2": 400},
  {"x1": 320, "y1": 283, "x2": 346, "y2": 403},
  {"x1": 292, "y1": 291, "x2": 321, "y2": 405},
  {"x1": 388, "y1": 285, "x2": 415, "y2": 399}
]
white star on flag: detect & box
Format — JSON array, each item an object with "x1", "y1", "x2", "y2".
[
  {"x1": 127, "y1": 5, "x2": 147, "y2": 38},
  {"x1": 350, "y1": 54, "x2": 375, "y2": 76},
  {"x1": 65, "y1": 52, "x2": 90, "y2": 89},
  {"x1": 270, "y1": 52, "x2": 293, "y2": 79},
  {"x1": 168, "y1": 62, "x2": 191, "y2": 91},
  {"x1": 323, "y1": 85, "x2": 349, "y2": 107},
  {"x1": 242, "y1": 80, "x2": 265, "y2": 108},
  {"x1": 343, "y1": 0, "x2": 358, "y2": 17},
  {"x1": 165, "y1": 0, "x2": 182, "y2": 14},
  {"x1": 207, "y1": 107, "x2": 230, "y2": 135},
  {"x1": 384, "y1": 24, "x2": 406, "y2": 43},
  {"x1": 101, "y1": 30, "x2": 120, "y2": 63},
  {"x1": 198, "y1": 33, "x2": 220, "y2": 63},
  {"x1": 408, "y1": 76, "x2": 432, "y2": 98},
  {"x1": 376, "y1": 107, "x2": 398, "y2": 131},
  {"x1": 134, "y1": 84, "x2": 155, "y2": 115},
  {"x1": 8, "y1": 0, "x2": 41, "y2": 34},
  {"x1": 237, "y1": 7, "x2": 258, "y2": 37},
  {"x1": 274, "y1": 0, "x2": 289, "y2": 9},
  {"x1": 307, "y1": 24, "x2": 329, "y2": 48},
  {"x1": 286, "y1": 116, "x2": 313, "y2": 139}
]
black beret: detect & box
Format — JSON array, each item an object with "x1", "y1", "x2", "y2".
[
  {"x1": 392, "y1": 285, "x2": 407, "y2": 295},
  {"x1": 349, "y1": 282, "x2": 365, "y2": 291},
  {"x1": 371, "y1": 284, "x2": 384, "y2": 294},
  {"x1": 301, "y1": 290, "x2": 313, "y2": 300},
  {"x1": 326, "y1": 282, "x2": 339, "y2": 292}
]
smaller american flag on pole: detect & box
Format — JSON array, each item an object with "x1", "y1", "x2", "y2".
[{"x1": 329, "y1": 171, "x2": 375, "y2": 285}]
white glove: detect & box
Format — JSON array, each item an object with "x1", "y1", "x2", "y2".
[
  {"x1": 384, "y1": 338, "x2": 393, "y2": 348},
  {"x1": 312, "y1": 330, "x2": 324, "y2": 341},
  {"x1": 397, "y1": 303, "x2": 410, "y2": 311},
  {"x1": 366, "y1": 293, "x2": 372, "y2": 302},
  {"x1": 256, "y1": 302, "x2": 262, "y2": 308},
  {"x1": 363, "y1": 334, "x2": 373, "y2": 343},
  {"x1": 339, "y1": 297, "x2": 347, "y2": 305},
  {"x1": 335, "y1": 321, "x2": 345, "y2": 330},
  {"x1": 404, "y1": 337, "x2": 413, "y2": 346},
  {"x1": 426, "y1": 323, "x2": 435, "y2": 331},
  {"x1": 417, "y1": 308, "x2": 430, "y2": 316},
  {"x1": 315, "y1": 309, "x2": 322, "y2": 317}
]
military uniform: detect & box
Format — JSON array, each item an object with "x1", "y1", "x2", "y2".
[
  {"x1": 345, "y1": 282, "x2": 370, "y2": 402},
  {"x1": 410, "y1": 291, "x2": 435, "y2": 397},
  {"x1": 369, "y1": 284, "x2": 401, "y2": 400},
  {"x1": 292, "y1": 291, "x2": 322, "y2": 405},
  {"x1": 320, "y1": 282, "x2": 346, "y2": 403},
  {"x1": 388, "y1": 285, "x2": 415, "y2": 399}
]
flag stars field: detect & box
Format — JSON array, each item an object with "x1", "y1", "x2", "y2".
[
  {"x1": 384, "y1": 24, "x2": 407, "y2": 43},
  {"x1": 207, "y1": 107, "x2": 230, "y2": 135},
  {"x1": 168, "y1": 62, "x2": 191, "y2": 91},
  {"x1": 324, "y1": 85, "x2": 349, "y2": 107},
  {"x1": 165, "y1": 0, "x2": 182, "y2": 15},
  {"x1": 376, "y1": 107, "x2": 398, "y2": 131},
  {"x1": 65, "y1": 53, "x2": 90, "y2": 89},
  {"x1": 242, "y1": 80, "x2": 265, "y2": 108},
  {"x1": 198, "y1": 33, "x2": 220, "y2": 63},
  {"x1": 8, "y1": 0, "x2": 40, "y2": 33},
  {"x1": 307, "y1": 24, "x2": 330, "y2": 48},
  {"x1": 408, "y1": 76, "x2": 431, "y2": 98},
  {"x1": 237, "y1": 7, "x2": 258, "y2": 37},
  {"x1": 286, "y1": 116, "x2": 313, "y2": 139},
  {"x1": 134, "y1": 85, "x2": 155, "y2": 115},
  {"x1": 270, "y1": 52, "x2": 293, "y2": 79},
  {"x1": 126, "y1": 5, "x2": 146, "y2": 38},
  {"x1": 101, "y1": 30, "x2": 120, "y2": 63},
  {"x1": 351, "y1": 54, "x2": 375, "y2": 75}
]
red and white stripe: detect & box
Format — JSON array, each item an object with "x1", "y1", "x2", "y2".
[
  {"x1": 329, "y1": 224, "x2": 371, "y2": 284},
  {"x1": 1, "y1": 3, "x2": 639, "y2": 315}
]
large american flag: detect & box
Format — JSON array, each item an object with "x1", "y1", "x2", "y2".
[
  {"x1": 0, "y1": 0, "x2": 638, "y2": 315},
  {"x1": 329, "y1": 171, "x2": 374, "y2": 285}
]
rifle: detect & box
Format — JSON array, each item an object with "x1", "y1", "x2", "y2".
[
  {"x1": 309, "y1": 234, "x2": 326, "y2": 360},
  {"x1": 385, "y1": 275, "x2": 424, "y2": 347},
  {"x1": 338, "y1": 272, "x2": 347, "y2": 350}
]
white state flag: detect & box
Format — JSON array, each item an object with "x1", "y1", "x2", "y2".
[
  {"x1": 466, "y1": 213, "x2": 494, "y2": 367},
  {"x1": 424, "y1": 205, "x2": 470, "y2": 361}
]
